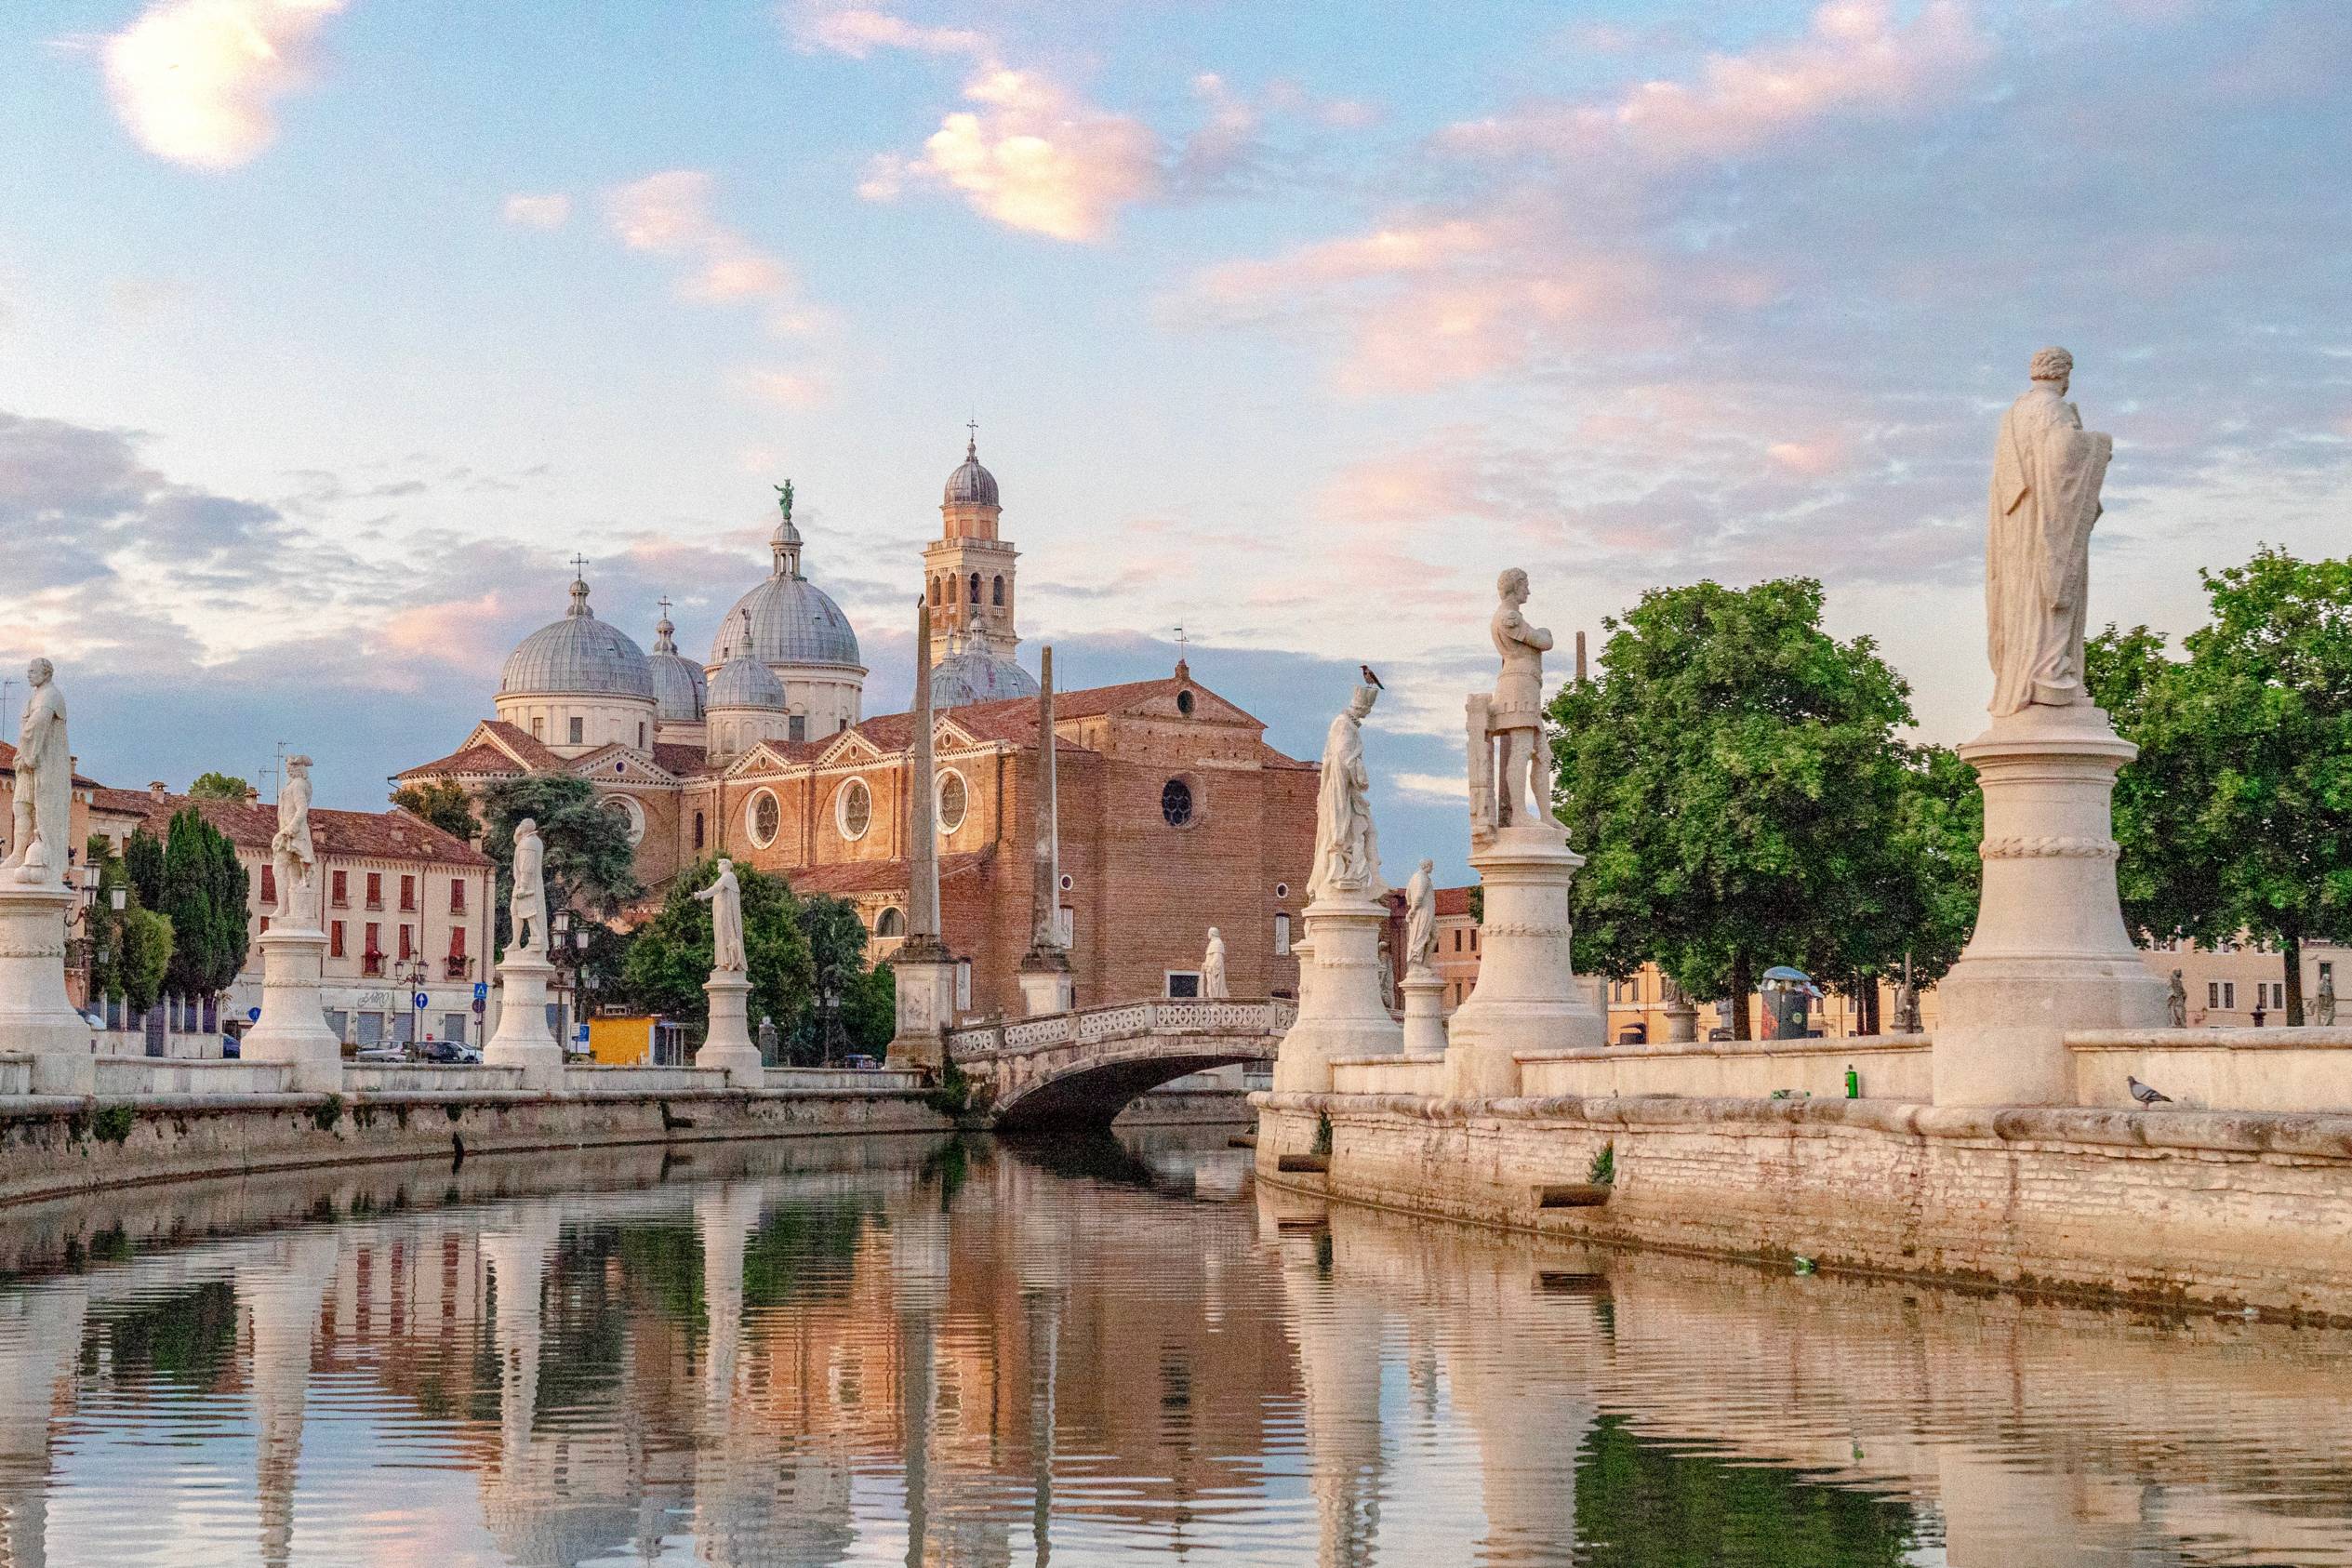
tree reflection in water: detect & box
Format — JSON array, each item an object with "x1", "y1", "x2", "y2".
[{"x1": 0, "y1": 1129, "x2": 2349, "y2": 1565}]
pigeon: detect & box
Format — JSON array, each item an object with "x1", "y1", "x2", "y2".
[
  {"x1": 2128, "y1": 1075, "x2": 2173, "y2": 1107},
  {"x1": 1360, "y1": 664, "x2": 1384, "y2": 690}
]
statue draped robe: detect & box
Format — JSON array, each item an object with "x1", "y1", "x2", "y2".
[
  {"x1": 1987, "y1": 385, "x2": 2110, "y2": 717},
  {"x1": 511, "y1": 831, "x2": 548, "y2": 957},
  {"x1": 1404, "y1": 865, "x2": 1435, "y2": 970},
  {"x1": 698, "y1": 866, "x2": 746, "y2": 973},
  {"x1": 7, "y1": 681, "x2": 69, "y2": 885},
  {"x1": 1309, "y1": 708, "x2": 1380, "y2": 901}
]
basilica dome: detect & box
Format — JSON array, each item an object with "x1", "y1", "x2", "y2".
[
  {"x1": 645, "y1": 606, "x2": 707, "y2": 723},
  {"x1": 500, "y1": 578, "x2": 656, "y2": 700},
  {"x1": 943, "y1": 436, "x2": 999, "y2": 507},
  {"x1": 708, "y1": 653, "x2": 788, "y2": 711},
  {"x1": 931, "y1": 645, "x2": 1038, "y2": 708}
]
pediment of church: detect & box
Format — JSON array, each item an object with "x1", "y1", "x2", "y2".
[
  {"x1": 815, "y1": 729, "x2": 889, "y2": 768},
  {"x1": 724, "y1": 739, "x2": 811, "y2": 778},
  {"x1": 570, "y1": 744, "x2": 681, "y2": 786}
]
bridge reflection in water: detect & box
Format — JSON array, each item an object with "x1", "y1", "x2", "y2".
[{"x1": 1, "y1": 1133, "x2": 2350, "y2": 1564}]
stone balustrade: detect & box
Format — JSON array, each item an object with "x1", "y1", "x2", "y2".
[
  {"x1": 949, "y1": 997, "x2": 1296, "y2": 1062},
  {"x1": 2068, "y1": 1027, "x2": 2352, "y2": 1114}
]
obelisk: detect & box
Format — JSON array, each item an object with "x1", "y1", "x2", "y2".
[
  {"x1": 1017, "y1": 645, "x2": 1074, "y2": 1016},
  {"x1": 889, "y1": 600, "x2": 958, "y2": 1072}
]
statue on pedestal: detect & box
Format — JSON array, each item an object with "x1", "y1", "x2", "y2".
[
  {"x1": 271, "y1": 756, "x2": 317, "y2": 927},
  {"x1": 1404, "y1": 858, "x2": 1436, "y2": 974},
  {"x1": 510, "y1": 818, "x2": 549, "y2": 958},
  {"x1": 1987, "y1": 347, "x2": 2110, "y2": 718},
  {"x1": 695, "y1": 857, "x2": 746, "y2": 973},
  {"x1": 2316, "y1": 973, "x2": 2335, "y2": 1028},
  {"x1": 2168, "y1": 969, "x2": 2188, "y2": 1029},
  {"x1": 757, "y1": 1014, "x2": 778, "y2": 1058},
  {"x1": 1203, "y1": 927, "x2": 1228, "y2": 999},
  {"x1": 1468, "y1": 570, "x2": 1563, "y2": 844},
  {"x1": 4, "y1": 660, "x2": 70, "y2": 887},
  {"x1": 1309, "y1": 683, "x2": 1382, "y2": 901}
]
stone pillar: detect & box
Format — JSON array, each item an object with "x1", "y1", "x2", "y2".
[
  {"x1": 696, "y1": 969, "x2": 764, "y2": 1086},
  {"x1": 1398, "y1": 966, "x2": 1446, "y2": 1057},
  {"x1": 1272, "y1": 894, "x2": 1402, "y2": 1093},
  {"x1": 483, "y1": 948, "x2": 563, "y2": 1089},
  {"x1": 1018, "y1": 647, "x2": 1074, "y2": 1017},
  {"x1": 891, "y1": 598, "x2": 958, "y2": 1073},
  {"x1": 1444, "y1": 825, "x2": 1606, "y2": 1097},
  {"x1": 0, "y1": 882, "x2": 93, "y2": 1094},
  {"x1": 240, "y1": 925, "x2": 343, "y2": 1092},
  {"x1": 1932, "y1": 703, "x2": 2168, "y2": 1106}
]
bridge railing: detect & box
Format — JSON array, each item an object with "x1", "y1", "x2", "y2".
[{"x1": 950, "y1": 996, "x2": 1295, "y2": 1061}]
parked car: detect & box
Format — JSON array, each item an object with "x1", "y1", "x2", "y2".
[
  {"x1": 844, "y1": 1054, "x2": 881, "y2": 1071},
  {"x1": 419, "y1": 1040, "x2": 483, "y2": 1065},
  {"x1": 220, "y1": 1034, "x2": 241, "y2": 1058},
  {"x1": 355, "y1": 1043, "x2": 406, "y2": 1063}
]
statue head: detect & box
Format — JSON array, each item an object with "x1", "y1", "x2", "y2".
[
  {"x1": 25, "y1": 658, "x2": 51, "y2": 687},
  {"x1": 515, "y1": 816, "x2": 538, "y2": 841},
  {"x1": 1497, "y1": 567, "x2": 1530, "y2": 606},
  {"x1": 287, "y1": 754, "x2": 312, "y2": 776},
  {"x1": 1207, "y1": 926, "x2": 1220, "y2": 941},
  {"x1": 1418, "y1": 857, "x2": 1434, "y2": 876},
  {"x1": 716, "y1": 857, "x2": 734, "y2": 876},
  {"x1": 2029, "y1": 346, "x2": 2074, "y2": 389}
]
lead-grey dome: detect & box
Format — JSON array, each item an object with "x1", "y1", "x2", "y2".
[
  {"x1": 500, "y1": 578, "x2": 656, "y2": 700},
  {"x1": 931, "y1": 647, "x2": 1038, "y2": 708},
  {"x1": 943, "y1": 435, "x2": 999, "y2": 507},
  {"x1": 646, "y1": 606, "x2": 707, "y2": 722},
  {"x1": 708, "y1": 653, "x2": 787, "y2": 711},
  {"x1": 710, "y1": 575, "x2": 860, "y2": 670}
]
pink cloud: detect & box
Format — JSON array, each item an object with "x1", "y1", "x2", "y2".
[
  {"x1": 791, "y1": 7, "x2": 986, "y2": 60},
  {"x1": 602, "y1": 170, "x2": 822, "y2": 334}
]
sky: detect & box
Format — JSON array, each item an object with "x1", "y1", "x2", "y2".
[{"x1": 3, "y1": 0, "x2": 2348, "y2": 884}]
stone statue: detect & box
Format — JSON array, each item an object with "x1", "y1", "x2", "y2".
[
  {"x1": 1404, "y1": 857, "x2": 1436, "y2": 972},
  {"x1": 270, "y1": 755, "x2": 317, "y2": 927},
  {"x1": 4, "y1": 659, "x2": 70, "y2": 887},
  {"x1": 1892, "y1": 972, "x2": 1920, "y2": 1034},
  {"x1": 2167, "y1": 968, "x2": 2187, "y2": 1029},
  {"x1": 1987, "y1": 347, "x2": 2111, "y2": 718},
  {"x1": 695, "y1": 857, "x2": 747, "y2": 973},
  {"x1": 774, "y1": 479, "x2": 793, "y2": 523},
  {"x1": 1203, "y1": 927, "x2": 1228, "y2": 999},
  {"x1": 510, "y1": 817, "x2": 549, "y2": 958},
  {"x1": 1469, "y1": 569, "x2": 1563, "y2": 842},
  {"x1": 1309, "y1": 683, "x2": 1383, "y2": 900},
  {"x1": 2317, "y1": 973, "x2": 2335, "y2": 1029},
  {"x1": 757, "y1": 1014, "x2": 778, "y2": 1058}
]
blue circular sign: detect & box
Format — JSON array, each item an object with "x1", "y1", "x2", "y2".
[{"x1": 412, "y1": 991, "x2": 431, "y2": 1010}]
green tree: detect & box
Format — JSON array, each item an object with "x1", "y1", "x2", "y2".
[
  {"x1": 840, "y1": 962, "x2": 897, "y2": 1055},
  {"x1": 187, "y1": 772, "x2": 252, "y2": 802},
  {"x1": 84, "y1": 835, "x2": 172, "y2": 1014},
  {"x1": 2089, "y1": 547, "x2": 2352, "y2": 1023},
  {"x1": 124, "y1": 826, "x2": 166, "y2": 909},
  {"x1": 392, "y1": 778, "x2": 482, "y2": 843},
  {"x1": 1549, "y1": 578, "x2": 1926, "y2": 1039},
  {"x1": 477, "y1": 774, "x2": 643, "y2": 954},
  {"x1": 156, "y1": 807, "x2": 250, "y2": 1002},
  {"x1": 791, "y1": 896, "x2": 873, "y2": 1063},
  {"x1": 618, "y1": 856, "x2": 816, "y2": 1044}
]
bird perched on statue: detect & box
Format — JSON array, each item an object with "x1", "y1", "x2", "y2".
[
  {"x1": 1360, "y1": 664, "x2": 1383, "y2": 690},
  {"x1": 2128, "y1": 1076, "x2": 2173, "y2": 1107}
]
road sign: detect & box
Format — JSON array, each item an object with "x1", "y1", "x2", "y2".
[
  {"x1": 472, "y1": 998, "x2": 485, "y2": 1015},
  {"x1": 575, "y1": 1024, "x2": 590, "y2": 1044},
  {"x1": 246, "y1": 1006, "x2": 260, "y2": 1023},
  {"x1": 473, "y1": 982, "x2": 488, "y2": 1002},
  {"x1": 412, "y1": 991, "x2": 430, "y2": 1011}
]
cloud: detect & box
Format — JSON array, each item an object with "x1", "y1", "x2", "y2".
[
  {"x1": 101, "y1": 0, "x2": 344, "y2": 170},
  {"x1": 728, "y1": 367, "x2": 830, "y2": 410},
  {"x1": 603, "y1": 170, "x2": 820, "y2": 333},
  {"x1": 860, "y1": 67, "x2": 1165, "y2": 242},
  {"x1": 501, "y1": 193, "x2": 572, "y2": 230},
  {"x1": 791, "y1": 6, "x2": 985, "y2": 60}
]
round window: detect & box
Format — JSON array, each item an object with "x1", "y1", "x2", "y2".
[
  {"x1": 1059, "y1": 872, "x2": 1074, "y2": 892},
  {"x1": 748, "y1": 790, "x2": 781, "y2": 848},
  {"x1": 937, "y1": 770, "x2": 967, "y2": 835},
  {"x1": 836, "y1": 777, "x2": 872, "y2": 841},
  {"x1": 1161, "y1": 777, "x2": 1194, "y2": 828},
  {"x1": 1275, "y1": 882, "x2": 1290, "y2": 899},
  {"x1": 604, "y1": 794, "x2": 645, "y2": 846},
  {"x1": 1176, "y1": 690, "x2": 1195, "y2": 717}
]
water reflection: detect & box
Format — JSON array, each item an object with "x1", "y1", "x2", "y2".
[{"x1": 0, "y1": 1131, "x2": 2348, "y2": 1564}]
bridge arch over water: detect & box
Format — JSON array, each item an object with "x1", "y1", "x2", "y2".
[{"x1": 949, "y1": 998, "x2": 1292, "y2": 1130}]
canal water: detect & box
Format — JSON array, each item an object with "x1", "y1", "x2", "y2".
[{"x1": 2, "y1": 1129, "x2": 2349, "y2": 1566}]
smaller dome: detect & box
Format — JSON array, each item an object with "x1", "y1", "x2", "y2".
[
  {"x1": 708, "y1": 654, "x2": 787, "y2": 711},
  {"x1": 647, "y1": 605, "x2": 707, "y2": 723},
  {"x1": 943, "y1": 434, "x2": 999, "y2": 507},
  {"x1": 932, "y1": 647, "x2": 1038, "y2": 708},
  {"x1": 499, "y1": 577, "x2": 656, "y2": 700}
]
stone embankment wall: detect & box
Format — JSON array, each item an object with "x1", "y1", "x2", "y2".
[
  {"x1": 0, "y1": 1085, "x2": 950, "y2": 1209},
  {"x1": 1256, "y1": 1090, "x2": 2352, "y2": 1320}
]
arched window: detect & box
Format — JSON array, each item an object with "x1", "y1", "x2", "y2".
[
  {"x1": 693, "y1": 811, "x2": 706, "y2": 850},
  {"x1": 875, "y1": 907, "x2": 904, "y2": 937},
  {"x1": 968, "y1": 572, "x2": 981, "y2": 604},
  {"x1": 930, "y1": 577, "x2": 941, "y2": 605},
  {"x1": 991, "y1": 575, "x2": 1003, "y2": 606}
]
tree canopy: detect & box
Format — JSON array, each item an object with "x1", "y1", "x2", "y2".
[
  {"x1": 619, "y1": 856, "x2": 816, "y2": 1052},
  {"x1": 1549, "y1": 577, "x2": 1969, "y2": 1037},
  {"x1": 392, "y1": 778, "x2": 482, "y2": 844},
  {"x1": 155, "y1": 807, "x2": 250, "y2": 1000},
  {"x1": 187, "y1": 772, "x2": 252, "y2": 802},
  {"x1": 2088, "y1": 546, "x2": 2352, "y2": 1022},
  {"x1": 85, "y1": 834, "x2": 172, "y2": 1014},
  {"x1": 476, "y1": 773, "x2": 643, "y2": 954}
]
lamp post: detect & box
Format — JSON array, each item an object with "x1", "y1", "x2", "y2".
[
  {"x1": 389, "y1": 956, "x2": 429, "y2": 1053},
  {"x1": 63, "y1": 861, "x2": 120, "y2": 1023},
  {"x1": 551, "y1": 910, "x2": 591, "y2": 1055}
]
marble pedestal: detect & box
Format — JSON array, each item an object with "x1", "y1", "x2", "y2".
[
  {"x1": 888, "y1": 938, "x2": 956, "y2": 1074},
  {"x1": 1017, "y1": 949, "x2": 1074, "y2": 1017},
  {"x1": 1663, "y1": 996, "x2": 1699, "y2": 1043},
  {"x1": 1931, "y1": 702, "x2": 2170, "y2": 1107},
  {"x1": 484, "y1": 949, "x2": 564, "y2": 1089},
  {"x1": 0, "y1": 882, "x2": 94, "y2": 1095},
  {"x1": 239, "y1": 926, "x2": 343, "y2": 1091},
  {"x1": 695, "y1": 970, "x2": 764, "y2": 1087},
  {"x1": 1272, "y1": 894, "x2": 1402, "y2": 1093},
  {"x1": 1399, "y1": 967, "x2": 1447, "y2": 1057},
  {"x1": 1445, "y1": 825, "x2": 1606, "y2": 1097}
]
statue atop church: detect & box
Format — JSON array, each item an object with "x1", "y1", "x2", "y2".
[
  {"x1": 4, "y1": 659, "x2": 70, "y2": 887},
  {"x1": 1468, "y1": 569, "x2": 1564, "y2": 844},
  {"x1": 1987, "y1": 347, "x2": 2111, "y2": 718},
  {"x1": 773, "y1": 479, "x2": 793, "y2": 524},
  {"x1": 1309, "y1": 681, "x2": 1383, "y2": 902}
]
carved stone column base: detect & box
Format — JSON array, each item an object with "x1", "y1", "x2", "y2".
[
  {"x1": 889, "y1": 937, "x2": 957, "y2": 1074},
  {"x1": 1932, "y1": 702, "x2": 2169, "y2": 1107},
  {"x1": 0, "y1": 882, "x2": 94, "y2": 1095},
  {"x1": 1399, "y1": 967, "x2": 1448, "y2": 1058},
  {"x1": 1273, "y1": 894, "x2": 1402, "y2": 1093},
  {"x1": 1446, "y1": 825, "x2": 1605, "y2": 1097},
  {"x1": 1017, "y1": 949, "x2": 1073, "y2": 1018},
  {"x1": 484, "y1": 950, "x2": 564, "y2": 1090},
  {"x1": 240, "y1": 926, "x2": 343, "y2": 1092},
  {"x1": 696, "y1": 970, "x2": 764, "y2": 1087}
]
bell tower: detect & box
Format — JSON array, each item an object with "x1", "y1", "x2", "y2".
[{"x1": 924, "y1": 424, "x2": 1019, "y2": 669}]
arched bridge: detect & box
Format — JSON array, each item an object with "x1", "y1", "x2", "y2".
[{"x1": 950, "y1": 998, "x2": 1294, "y2": 1130}]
